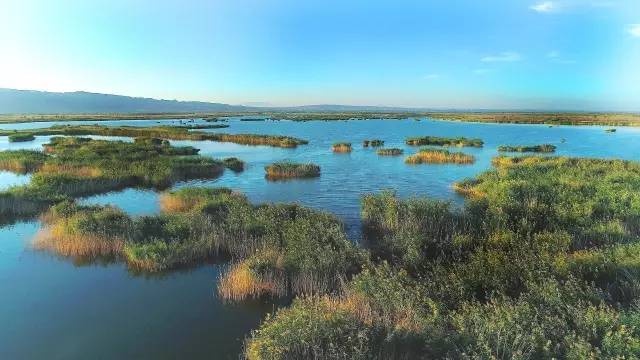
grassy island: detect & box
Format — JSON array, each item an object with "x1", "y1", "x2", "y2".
[
  {"x1": 498, "y1": 144, "x2": 557, "y2": 153},
  {"x1": 0, "y1": 125, "x2": 308, "y2": 148},
  {"x1": 37, "y1": 187, "x2": 364, "y2": 297},
  {"x1": 405, "y1": 149, "x2": 475, "y2": 164},
  {"x1": 406, "y1": 135, "x2": 483, "y2": 147},
  {"x1": 222, "y1": 157, "x2": 245, "y2": 172},
  {"x1": 264, "y1": 162, "x2": 320, "y2": 179},
  {"x1": 332, "y1": 142, "x2": 352, "y2": 153},
  {"x1": 8, "y1": 134, "x2": 36, "y2": 142},
  {"x1": 376, "y1": 148, "x2": 403, "y2": 156},
  {"x1": 0, "y1": 137, "x2": 223, "y2": 219}
]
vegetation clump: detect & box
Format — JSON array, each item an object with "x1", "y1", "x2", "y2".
[
  {"x1": 246, "y1": 154, "x2": 640, "y2": 359},
  {"x1": 0, "y1": 125, "x2": 308, "y2": 148},
  {"x1": 222, "y1": 157, "x2": 245, "y2": 172},
  {"x1": 264, "y1": 162, "x2": 320, "y2": 179},
  {"x1": 38, "y1": 187, "x2": 364, "y2": 298},
  {"x1": 332, "y1": 142, "x2": 352, "y2": 153},
  {"x1": 606, "y1": 128, "x2": 617, "y2": 133},
  {"x1": 406, "y1": 135, "x2": 483, "y2": 147},
  {"x1": 0, "y1": 137, "x2": 223, "y2": 219},
  {"x1": 376, "y1": 148, "x2": 403, "y2": 156},
  {"x1": 405, "y1": 149, "x2": 475, "y2": 164},
  {"x1": 498, "y1": 144, "x2": 556, "y2": 153},
  {"x1": 8, "y1": 133, "x2": 35, "y2": 142},
  {"x1": 363, "y1": 139, "x2": 384, "y2": 147}
]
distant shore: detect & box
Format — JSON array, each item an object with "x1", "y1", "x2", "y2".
[{"x1": 1, "y1": 111, "x2": 640, "y2": 126}]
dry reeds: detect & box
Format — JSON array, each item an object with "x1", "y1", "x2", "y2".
[
  {"x1": 405, "y1": 149, "x2": 475, "y2": 164},
  {"x1": 332, "y1": 143, "x2": 352, "y2": 153}
]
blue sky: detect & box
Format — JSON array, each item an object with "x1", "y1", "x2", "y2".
[{"x1": 0, "y1": 0, "x2": 639, "y2": 110}]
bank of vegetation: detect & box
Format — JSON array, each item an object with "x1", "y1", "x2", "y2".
[
  {"x1": 376, "y1": 148, "x2": 403, "y2": 156},
  {"x1": 498, "y1": 144, "x2": 556, "y2": 153},
  {"x1": 245, "y1": 155, "x2": 640, "y2": 359},
  {"x1": 8, "y1": 134, "x2": 35, "y2": 142},
  {"x1": 0, "y1": 125, "x2": 308, "y2": 148},
  {"x1": 332, "y1": 142, "x2": 352, "y2": 153},
  {"x1": 0, "y1": 137, "x2": 223, "y2": 219},
  {"x1": 363, "y1": 139, "x2": 384, "y2": 147},
  {"x1": 406, "y1": 136, "x2": 483, "y2": 147}
]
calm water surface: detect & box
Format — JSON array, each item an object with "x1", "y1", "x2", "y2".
[{"x1": 1, "y1": 118, "x2": 639, "y2": 359}]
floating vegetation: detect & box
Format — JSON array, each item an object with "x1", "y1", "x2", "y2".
[
  {"x1": 605, "y1": 128, "x2": 617, "y2": 133},
  {"x1": 264, "y1": 162, "x2": 320, "y2": 179},
  {"x1": 0, "y1": 137, "x2": 223, "y2": 219},
  {"x1": 8, "y1": 134, "x2": 35, "y2": 142},
  {"x1": 363, "y1": 139, "x2": 384, "y2": 147},
  {"x1": 332, "y1": 142, "x2": 352, "y2": 153},
  {"x1": 497, "y1": 144, "x2": 556, "y2": 153},
  {"x1": 376, "y1": 148, "x2": 403, "y2": 156},
  {"x1": 0, "y1": 125, "x2": 308, "y2": 148},
  {"x1": 223, "y1": 157, "x2": 245, "y2": 172},
  {"x1": 406, "y1": 136, "x2": 483, "y2": 147},
  {"x1": 405, "y1": 149, "x2": 475, "y2": 164}
]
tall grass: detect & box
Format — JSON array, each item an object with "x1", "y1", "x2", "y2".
[
  {"x1": 222, "y1": 157, "x2": 245, "y2": 172},
  {"x1": 363, "y1": 139, "x2": 384, "y2": 147},
  {"x1": 405, "y1": 149, "x2": 475, "y2": 164},
  {"x1": 332, "y1": 142, "x2": 352, "y2": 153},
  {"x1": 376, "y1": 148, "x2": 403, "y2": 156},
  {"x1": 265, "y1": 162, "x2": 320, "y2": 179}
]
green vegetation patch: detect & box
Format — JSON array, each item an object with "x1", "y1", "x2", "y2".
[
  {"x1": 0, "y1": 124, "x2": 308, "y2": 148},
  {"x1": 223, "y1": 157, "x2": 245, "y2": 172},
  {"x1": 406, "y1": 135, "x2": 483, "y2": 147},
  {"x1": 264, "y1": 162, "x2": 320, "y2": 179},
  {"x1": 39, "y1": 188, "x2": 364, "y2": 298},
  {"x1": 8, "y1": 134, "x2": 35, "y2": 142},
  {"x1": 363, "y1": 139, "x2": 384, "y2": 147},
  {"x1": 498, "y1": 144, "x2": 556, "y2": 153},
  {"x1": 0, "y1": 137, "x2": 223, "y2": 219}
]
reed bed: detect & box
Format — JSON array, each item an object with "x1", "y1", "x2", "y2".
[
  {"x1": 405, "y1": 135, "x2": 484, "y2": 147},
  {"x1": 0, "y1": 137, "x2": 224, "y2": 219},
  {"x1": 264, "y1": 162, "x2": 320, "y2": 179},
  {"x1": 0, "y1": 125, "x2": 308, "y2": 148},
  {"x1": 376, "y1": 148, "x2": 403, "y2": 156},
  {"x1": 8, "y1": 134, "x2": 35, "y2": 142},
  {"x1": 332, "y1": 142, "x2": 352, "y2": 153},
  {"x1": 405, "y1": 149, "x2": 475, "y2": 164},
  {"x1": 497, "y1": 144, "x2": 556, "y2": 153}
]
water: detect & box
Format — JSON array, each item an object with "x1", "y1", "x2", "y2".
[{"x1": 1, "y1": 118, "x2": 639, "y2": 359}]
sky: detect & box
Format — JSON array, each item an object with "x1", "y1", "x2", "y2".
[{"x1": 0, "y1": 0, "x2": 639, "y2": 111}]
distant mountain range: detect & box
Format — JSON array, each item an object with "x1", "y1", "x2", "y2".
[{"x1": 0, "y1": 88, "x2": 416, "y2": 114}]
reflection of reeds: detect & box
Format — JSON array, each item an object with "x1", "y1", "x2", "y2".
[
  {"x1": 265, "y1": 162, "x2": 320, "y2": 179},
  {"x1": 405, "y1": 149, "x2": 475, "y2": 164},
  {"x1": 376, "y1": 148, "x2": 403, "y2": 156}
]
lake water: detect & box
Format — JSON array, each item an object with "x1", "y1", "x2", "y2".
[{"x1": 1, "y1": 117, "x2": 639, "y2": 359}]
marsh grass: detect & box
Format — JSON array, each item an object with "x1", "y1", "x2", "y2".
[
  {"x1": 405, "y1": 149, "x2": 475, "y2": 164},
  {"x1": 498, "y1": 144, "x2": 556, "y2": 153},
  {"x1": 0, "y1": 137, "x2": 224, "y2": 219},
  {"x1": 8, "y1": 134, "x2": 35, "y2": 142},
  {"x1": 223, "y1": 157, "x2": 245, "y2": 172},
  {"x1": 265, "y1": 162, "x2": 320, "y2": 179},
  {"x1": 406, "y1": 136, "x2": 483, "y2": 147},
  {"x1": 332, "y1": 142, "x2": 352, "y2": 153},
  {"x1": 0, "y1": 125, "x2": 308, "y2": 148},
  {"x1": 376, "y1": 148, "x2": 403, "y2": 156}
]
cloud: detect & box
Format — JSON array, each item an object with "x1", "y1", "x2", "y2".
[
  {"x1": 530, "y1": 1, "x2": 555, "y2": 12},
  {"x1": 481, "y1": 52, "x2": 522, "y2": 62},
  {"x1": 629, "y1": 24, "x2": 640, "y2": 38}
]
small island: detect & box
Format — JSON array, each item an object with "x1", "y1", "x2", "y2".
[
  {"x1": 264, "y1": 162, "x2": 321, "y2": 179},
  {"x1": 405, "y1": 149, "x2": 475, "y2": 164}
]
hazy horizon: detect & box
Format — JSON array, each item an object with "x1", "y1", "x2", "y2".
[{"x1": 1, "y1": 0, "x2": 639, "y2": 111}]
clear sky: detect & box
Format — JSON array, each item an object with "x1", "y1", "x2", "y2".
[{"x1": 1, "y1": 0, "x2": 639, "y2": 110}]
